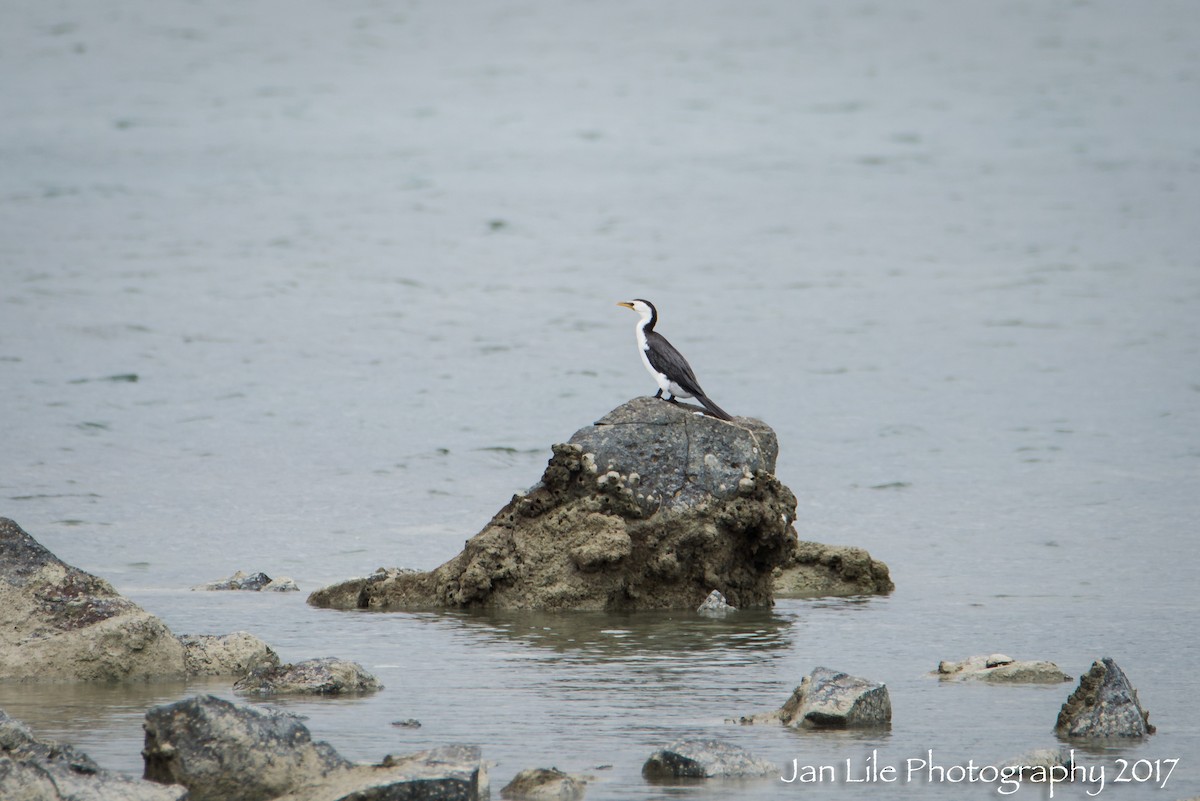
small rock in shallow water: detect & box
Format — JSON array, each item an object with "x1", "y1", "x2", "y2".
[
  {"x1": 178, "y1": 631, "x2": 280, "y2": 676},
  {"x1": 501, "y1": 767, "x2": 589, "y2": 800},
  {"x1": 643, "y1": 739, "x2": 777, "y2": 779},
  {"x1": 1055, "y1": 657, "x2": 1154, "y2": 738},
  {"x1": 697, "y1": 589, "x2": 736, "y2": 617},
  {"x1": 752, "y1": 667, "x2": 891, "y2": 728},
  {"x1": 234, "y1": 657, "x2": 382, "y2": 696},
  {"x1": 193, "y1": 570, "x2": 274, "y2": 591},
  {"x1": 1002, "y1": 748, "x2": 1076, "y2": 780},
  {"x1": 936, "y1": 654, "x2": 1071, "y2": 683},
  {"x1": 391, "y1": 719, "x2": 422, "y2": 728},
  {"x1": 263, "y1": 576, "x2": 299, "y2": 591}
]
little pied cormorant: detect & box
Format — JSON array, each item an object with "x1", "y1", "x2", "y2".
[{"x1": 617, "y1": 299, "x2": 734, "y2": 421}]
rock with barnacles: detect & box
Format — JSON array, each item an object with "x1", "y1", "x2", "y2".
[
  {"x1": 309, "y1": 397, "x2": 806, "y2": 611},
  {"x1": 1055, "y1": 657, "x2": 1154, "y2": 738},
  {"x1": 773, "y1": 540, "x2": 894, "y2": 597}
]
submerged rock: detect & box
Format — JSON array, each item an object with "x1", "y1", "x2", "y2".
[
  {"x1": 1055, "y1": 657, "x2": 1155, "y2": 738},
  {"x1": 696, "y1": 589, "x2": 736, "y2": 617},
  {"x1": 193, "y1": 570, "x2": 298, "y2": 592},
  {"x1": 0, "y1": 707, "x2": 186, "y2": 801},
  {"x1": 1002, "y1": 749, "x2": 1076, "y2": 780},
  {"x1": 501, "y1": 767, "x2": 589, "y2": 800},
  {"x1": 143, "y1": 695, "x2": 486, "y2": 801},
  {"x1": 772, "y1": 541, "x2": 893, "y2": 597},
  {"x1": 310, "y1": 398, "x2": 802, "y2": 611},
  {"x1": 936, "y1": 654, "x2": 1071, "y2": 683},
  {"x1": 179, "y1": 631, "x2": 281, "y2": 676},
  {"x1": 0, "y1": 517, "x2": 187, "y2": 681},
  {"x1": 642, "y1": 739, "x2": 777, "y2": 780},
  {"x1": 743, "y1": 667, "x2": 891, "y2": 728},
  {"x1": 233, "y1": 657, "x2": 382, "y2": 696}
]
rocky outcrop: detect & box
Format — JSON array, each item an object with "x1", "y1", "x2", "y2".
[
  {"x1": 1055, "y1": 657, "x2": 1155, "y2": 738},
  {"x1": 772, "y1": 541, "x2": 893, "y2": 597},
  {"x1": 180, "y1": 631, "x2": 280, "y2": 676},
  {"x1": 500, "y1": 767, "x2": 589, "y2": 800},
  {"x1": 936, "y1": 654, "x2": 1071, "y2": 683},
  {"x1": 742, "y1": 667, "x2": 892, "y2": 728},
  {"x1": 143, "y1": 695, "x2": 486, "y2": 801},
  {"x1": 193, "y1": 570, "x2": 298, "y2": 592},
  {"x1": 642, "y1": 739, "x2": 777, "y2": 779},
  {"x1": 309, "y1": 398, "x2": 802, "y2": 611},
  {"x1": 0, "y1": 707, "x2": 186, "y2": 801},
  {"x1": 233, "y1": 657, "x2": 382, "y2": 696},
  {"x1": 0, "y1": 517, "x2": 187, "y2": 681}
]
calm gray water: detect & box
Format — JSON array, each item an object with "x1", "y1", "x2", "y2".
[{"x1": 2, "y1": 1, "x2": 1198, "y2": 798}]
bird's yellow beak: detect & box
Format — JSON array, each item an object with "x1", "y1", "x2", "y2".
[{"x1": 617, "y1": 301, "x2": 635, "y2": 310}]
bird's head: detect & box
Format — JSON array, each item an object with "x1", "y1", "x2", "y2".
[{"x1": 617, "y1": 299, "x2": 656, "y2": 323}]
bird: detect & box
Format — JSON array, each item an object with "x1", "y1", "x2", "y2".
[{"x1": 617, "y1": 298, "x2": 734, "y2": 421}]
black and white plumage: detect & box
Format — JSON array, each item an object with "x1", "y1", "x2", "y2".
[{"x1": 617, "y1": 298, "x2": 734, "y2": 421}]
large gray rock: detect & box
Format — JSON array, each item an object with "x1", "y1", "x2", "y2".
[
  {"x1": 142, "y1": 695, "x2": 486, "y2": 801},
  {"x1": 1055, "y1": 657, "x2": 1155, "y2": 738},
  {"x1": 642, "y1": 739, "x2": 777, "y2": 779},
  {"x1": 0, "y1": 517, "x2": 187, "y2": 681},
  {"x1": 1, "y1": 708, "x2": 186, "y2": 801},
  {"x1": 233, "y1": 657, "x2": 382, "y2": 696},
  {"x1": 936, "y1": 654, "x2": 1071, "y2": 684},
  {"x1": 773, "y1": 540, "x2": 894, "y2": 597},
  {"x1": 309, "y1": 398, "x2": 802, "y2": 611},
  {"x1": 744, "y1": 667, "x2": 891, "y2": 728}
]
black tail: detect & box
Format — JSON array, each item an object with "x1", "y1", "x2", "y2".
[{"x1": 695, "y1": 392, "x2": 734, "y2": 421}]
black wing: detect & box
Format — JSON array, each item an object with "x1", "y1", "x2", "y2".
[{"x1": 645, "y1": 331, "x2": 705, "y2": 396}]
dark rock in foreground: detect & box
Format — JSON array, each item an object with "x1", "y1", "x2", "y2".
[
  {"x1": 772, "y1": 541, "x2": 893, "y2": 597},
  {"x1": 936, "y1": 653, "x2": 1071, "y2": 683},
  {"x1": 0, "y1": 707, "x2": 185, "y2": 801},
  {"x1": 310, "y1": 398, "x2": 802, "y2": 611},
  {"x1": 1055, "y1": 657, "x2": 1155, "y2": 738},
  {"x1": 233, "y1": 657, "x2": 382, "y2": 696},
  {"x1": 741, "y1": 667, "x2": 891, "y2": 728},
  {"x1": 642, "y1": 739, "x2": 777, "y2": 779},
  {"x1": 0, "y1": 516, "x2": 187, "y2": 681},
  {"x1": 143, "y1": 695, "x2": 486, "y2": 801}
]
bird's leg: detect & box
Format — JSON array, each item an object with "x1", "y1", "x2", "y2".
[
  {"x1": 667, "y1": 394, "x2": 679, "y2": 404},
  {"x1": 654, "y1": 389, "x2": 664, "y2": 399}
]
